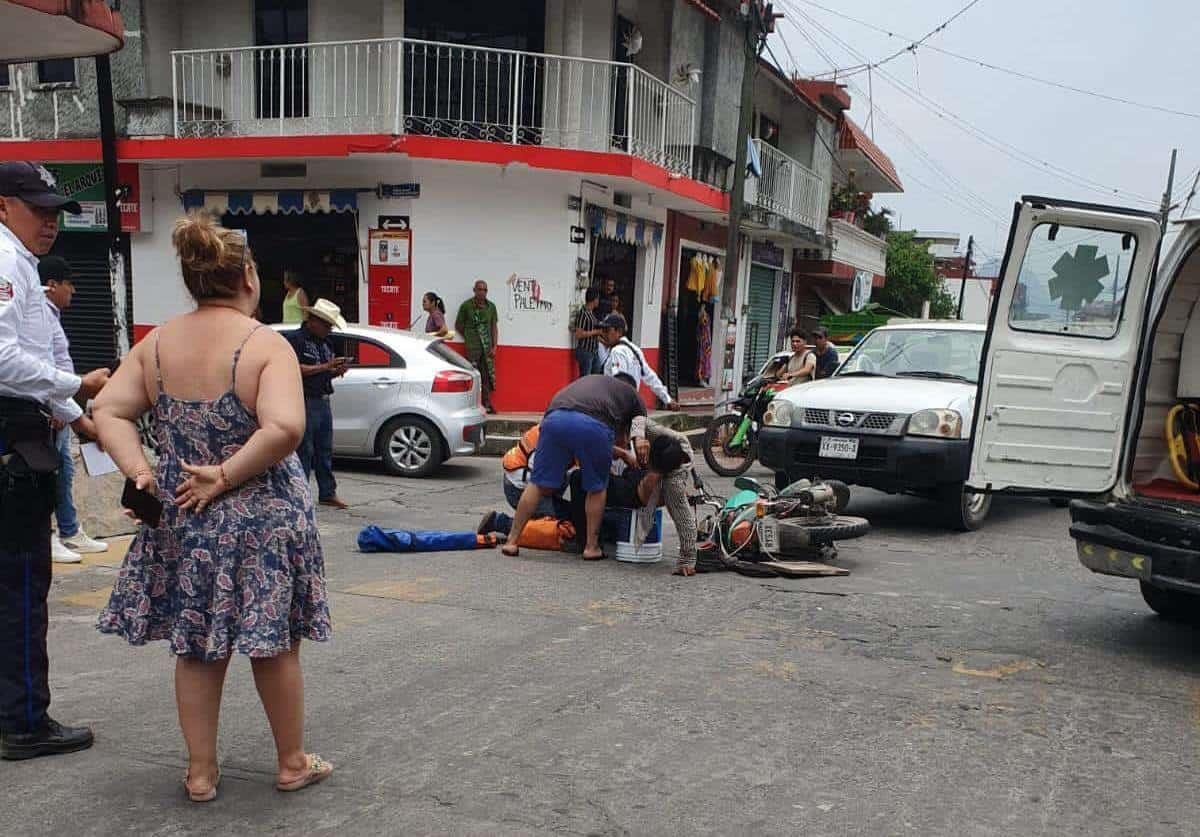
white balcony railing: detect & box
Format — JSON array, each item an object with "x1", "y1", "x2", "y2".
[
  {"x1": 751, "y1": 138, "x2": 828, "y2": 232},
  {"x1": 171, "y1": 38, "x2": 696, "y2": 175}
]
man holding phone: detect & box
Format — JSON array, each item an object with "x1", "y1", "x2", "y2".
[
  {"x1": 0, "y1": 162, "x2": 110, "y2": 760},
  {"x1": 287, "y1": 298, "x2": 349, "y2": 510}
]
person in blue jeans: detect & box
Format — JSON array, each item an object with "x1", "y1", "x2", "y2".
[
  {"x1": 501, "y1": 373, "x2": 647, "y2": 561},
  {"x1": 286, "y1": 299, "x2": 349, "y2": 509},
  {"x1": 40, "y1": 255, "x2": 107, "y2": 563},
  {"x1": 573, "y1": 288, "x2": 604, "y2": 377}
]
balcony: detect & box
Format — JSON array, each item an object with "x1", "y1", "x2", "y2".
[
  {"x1": 748, "y1": 138, "x2": 828, "y2": 233},
  {"x1": 170, "y1": 38, "x2": 696, "y2": 176},
  {"x1": 829, "y1": 216, "x2": 886, "y2": 278}
]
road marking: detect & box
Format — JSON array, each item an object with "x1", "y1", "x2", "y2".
[
  {"x1": 952, "y1": 657, "x2": 1044, "y2": 679},
  {"x1": 342, "y1": 578, "x2": 448, "y2": 603},
  {"x1": 585, "y1": 600, "x2": 635, "y2": 626}
]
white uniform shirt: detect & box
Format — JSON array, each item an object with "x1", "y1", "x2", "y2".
[
  {"x1": 0, "y1": 224, "x2": 82, "y2": 422},
  {"x1": 45, "y1": 300, "x2": 73, "y2": 374},
  {"x1": 604, "y1": 338, "x2": 672, "y2": 405}
]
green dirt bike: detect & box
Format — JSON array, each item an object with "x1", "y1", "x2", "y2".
[{"x1": 703, "y1": 362, "x2": 789, "y2": 477}]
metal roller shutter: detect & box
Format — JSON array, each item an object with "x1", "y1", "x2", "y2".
[
  {"x1": 50, "y1": 234, "x2": 125, "y2": 374},
  {"x1": 743, "y1": 264, "x2": 777, "y2": 376}
]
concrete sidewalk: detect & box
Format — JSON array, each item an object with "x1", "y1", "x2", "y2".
[{"x1": 9, "y1": 457, "x2": 1200, "y2": 835}]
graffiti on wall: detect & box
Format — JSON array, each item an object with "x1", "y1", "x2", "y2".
[{"x1": 506, "y1": 273, "x2": 553, "y2": 315}]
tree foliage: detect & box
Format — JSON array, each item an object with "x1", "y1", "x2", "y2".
[{"x1": 876, "y1": 232, "x2": 956, "y2": 318}]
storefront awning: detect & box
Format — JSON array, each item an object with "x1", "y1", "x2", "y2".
[
  {"x1": 181, "y1": 190, "x2": 359, "y2": 216},
  {"x1": 587, "y1": 205, "x2": 663, "y2": 248}
]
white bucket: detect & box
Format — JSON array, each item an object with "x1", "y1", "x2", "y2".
[{"x1": 611, "y1": 508, "x2": 664, "y2": 563}]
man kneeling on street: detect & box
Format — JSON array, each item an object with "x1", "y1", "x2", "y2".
[{"x1": 502, "y1": 372, "x2": 646, "y2": 561}]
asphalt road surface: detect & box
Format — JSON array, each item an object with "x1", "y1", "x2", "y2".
[{"x1": 10, "y1": 457, "x2": 1199, "y2": 836}]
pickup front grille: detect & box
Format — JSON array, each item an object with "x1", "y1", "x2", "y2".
[{"x1": 801, "y1": 409, "x2": 904, "y2": 435}]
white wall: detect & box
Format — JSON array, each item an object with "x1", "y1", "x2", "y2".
[
  {"x1": 131, "y1": 158, "x2": 668, "y2": 353},
  {"x1": 941, "y1": 278, "x2": 994, "y2": 323}
]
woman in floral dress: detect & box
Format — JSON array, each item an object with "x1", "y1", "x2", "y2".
[{"x1": 94, "y1": 213, "x2": 333, "y2": 801}]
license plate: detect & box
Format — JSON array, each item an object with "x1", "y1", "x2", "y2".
[
  {"x1": 819, "y1": 436, "x2": 859, "y2": 460},
  {"x1": 759, "y1": 518, "x2": 780, "y2": 554}
]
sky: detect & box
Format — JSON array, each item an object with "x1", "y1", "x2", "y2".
[{"x1": 768, "y1": 0, "x2": 1200, "y2": 271}]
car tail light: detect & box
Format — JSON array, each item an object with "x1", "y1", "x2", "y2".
[{"x1": 432, "y1": 370, "x2": 474, "y2": 393}]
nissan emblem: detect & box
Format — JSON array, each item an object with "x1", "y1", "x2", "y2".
[{"x1": 836, "y1": 412, "x2": 857, "y2": 427}]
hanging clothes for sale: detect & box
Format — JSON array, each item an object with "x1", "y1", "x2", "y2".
[
  {"x1": 697, "y1": 305, "x2": 712, "y2": 385},
  {"x1": 686, "y1": 253, "x2": 705, "y2": 300},
  {"x1": 705, "y1": 259, "x2": 721, "y2": 301}
]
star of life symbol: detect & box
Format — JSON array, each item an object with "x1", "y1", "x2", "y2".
[{"x1": 34, "y1": 165, "x2": 57, "y2": 189}]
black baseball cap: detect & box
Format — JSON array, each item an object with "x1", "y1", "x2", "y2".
[
  {"x1": 0, "y1": 162, "x2": 82, "y2": 214},
  {"x1": 38, "y1": 256, "x2": 73, "y2": 284},
  {"x1": 599, "y1": 312, "x2": 628, "y2": 331},
  {"x1": 812, "y1": 327, "x2": 829, "y2": 339}
]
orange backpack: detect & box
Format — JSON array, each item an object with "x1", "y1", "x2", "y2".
[{"x1": 517, "y1": 518, "x2": 576, "y2": 550}]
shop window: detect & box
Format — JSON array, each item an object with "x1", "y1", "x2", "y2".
[
  {"x1": 1009, "y1": 223, "x2": 1136, "y2": 340},
  {"x1": 254, "y1": 0, "x2": 308, "y2": 119},
  {"x1": 36, "y1": 59, "x2": 75, "y2": 86}
]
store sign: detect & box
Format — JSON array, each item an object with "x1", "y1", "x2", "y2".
[
  {"x1": 378, "y1": 183, "x2": 420, "y2": 199},
  {"x1": 44, "y1": 163, "x2": 143, "y2": 233},
  {"x1": 570, "y1": 225, "x2": 586, "y2": 244},
  {"x1": 851, "y1": 269, "x2": 874, "y2": 312},
  {"x1": 368, "y1": 228, "x2": 413, "y2": 329},
  {"x1": 751, "y1": 240, "x2": 784, "y2": 269}
]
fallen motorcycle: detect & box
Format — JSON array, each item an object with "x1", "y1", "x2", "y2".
[{"x1": 693, "y1": 475, "x2": 869, "y2": 577}]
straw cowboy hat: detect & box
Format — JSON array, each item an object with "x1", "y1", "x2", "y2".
[{"x1": 303, "y1": 298, "x2": 347, "y2": 330}]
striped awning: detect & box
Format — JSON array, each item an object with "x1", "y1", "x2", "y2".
[
  {"x1": 586, "y1": 205, "x2": 663, "y2": 248},
  {"x1": 181, "y1": 190, "x2": 358, "y2": 216}
]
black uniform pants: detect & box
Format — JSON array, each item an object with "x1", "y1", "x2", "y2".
[{"x1": 0, "y1": 399, "x2": 57, "y2": 735}]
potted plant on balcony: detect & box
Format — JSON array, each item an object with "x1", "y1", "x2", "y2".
[{"x1": 829, "y1": 182, "x2": 871, "y2": 227}]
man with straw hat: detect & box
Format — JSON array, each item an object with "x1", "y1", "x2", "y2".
[{"x1": 287, "y1": 298, "x2": 349, "y2": 509}]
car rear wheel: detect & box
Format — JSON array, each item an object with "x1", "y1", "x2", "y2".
[
  {"x1": 941, "y1": 482, "x2": 991, "y2": 531},
  {"x1": 379, "y1": 417, "x2": 444, "y2": 478},
  {"x1": 1139, "y1": 581, "x2": 1199, "y2": 623}
]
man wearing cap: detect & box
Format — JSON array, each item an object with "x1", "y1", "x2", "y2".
[
  {"x1": 599, "y1": 312, "x2": 679, "y2": 410},
  {"x1": 0, "y1": 161, "x2": 110, "y2": 760},
  {"x1": 39, "y1": 255, "x2": 107, "y2": 563},
  {"x1": 811, "y1": 328, "x2": 841, "y2": 380},
  {"x1": 287, "y1": 298, "x2": 349, "y2": 510}
]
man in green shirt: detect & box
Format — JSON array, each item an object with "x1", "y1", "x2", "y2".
[{"x1": 455, "y1": 279, "x2": 499, "y2": 412}]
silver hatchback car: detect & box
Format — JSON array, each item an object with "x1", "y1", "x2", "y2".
[{"x1": 273, "y1": 324, "x2": 487, "y2": 477}]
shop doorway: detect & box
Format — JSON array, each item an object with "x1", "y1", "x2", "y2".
[
  {"x1": 743, "y1": 264, "x2": 779, "y2": 378},
  {"x1": 676, "y1": 247, "x2": 720, "y2": 388},
  {"x1": 49, "y1": 233, "x2": 130, "y2": 373},
  {"x1": 591, "y1": 237, "x2": 638, "y2": 338},
  {"x1": 222, "y1": 212, "x2": 360, "y2": 324}
]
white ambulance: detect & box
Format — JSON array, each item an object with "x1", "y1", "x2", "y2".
[{"x1": 970, "y1": 195, "x2": 1200, "y2": 621}]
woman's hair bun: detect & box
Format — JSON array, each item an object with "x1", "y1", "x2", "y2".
[{"x1": 172, "y1": 212, "x2": 228, "y2": 273}]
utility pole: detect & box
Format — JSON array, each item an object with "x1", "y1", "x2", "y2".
[
  {"x1": 956, "y1": 234, "x2": 973, "y2": 320},
  {"x1": 95, "y1": 53, "x2": 130, "y2": 357},
  {"x1": 717, "y1": 1, "x2": 773, "y2": 399}
]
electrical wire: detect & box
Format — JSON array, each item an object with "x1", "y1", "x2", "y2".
[
  {"x1": 792, "y1": 0, "x2": 1200, "y2": 121},
  {"x1": 786, "y1": 4, "x2": 1162, "y2": 207}
]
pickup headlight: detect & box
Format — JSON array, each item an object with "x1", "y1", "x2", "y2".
[
  {"x1": 763, "y1": 400, "x2": 793, "y2": 427},
  {"x1": 907, "y1": 408, "x2": 963, "y2": 438}
]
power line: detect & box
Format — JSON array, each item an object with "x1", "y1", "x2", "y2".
[
  {"x1": 785, "y1": 4, "x2": 1162, "y2": 207},
  {"x1": 792, "y1": 0, "x2": 1200, "y2": 121}
]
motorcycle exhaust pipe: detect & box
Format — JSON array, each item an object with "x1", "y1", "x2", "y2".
[{"x1": 798, "y1": 484, "x2": 835, "y2": 505}]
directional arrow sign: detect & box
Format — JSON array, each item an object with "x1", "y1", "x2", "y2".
[
  {"x1": 378, "y1": 215, "x2": 410, "y2": 231},
  {"x1": 1049, "y1": 244, "x2": 1109, "y2": 312}
]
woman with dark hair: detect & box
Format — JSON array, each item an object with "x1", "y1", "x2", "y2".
[
  {"x1": 422, "y1": 291, "x2": 449, "y2": 337},
  {"x1": 93, "y1": 212, "x2": 333, "y2": 801}
]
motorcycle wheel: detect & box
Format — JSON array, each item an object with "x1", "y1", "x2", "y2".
[
  {"x1": 779, "y1": 515, "x2": 869, "y2": 545},
  {"x1": 703, "y1": 414, "x2": 757, "y2": 477}
]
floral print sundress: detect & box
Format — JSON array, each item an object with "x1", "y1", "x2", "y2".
[{"x1": 98, "y1": 326, "x2": 332, "y2": 661}]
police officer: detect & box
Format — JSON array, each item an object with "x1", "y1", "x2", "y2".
[{"x1": 0, "y1": 162, "x2": 110, "y2": 760}]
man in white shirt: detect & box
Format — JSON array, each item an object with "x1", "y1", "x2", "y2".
[
  {"x1": 39, "y1": 255, "x2": 107, "y2": 562},
  {"x1": 598, "y1": 313, "x2": 680, "y2": 411},
  {"x1": 0, "y1": 162, "x2": 109, "y2": 761}
]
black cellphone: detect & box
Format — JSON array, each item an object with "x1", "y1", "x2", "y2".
[{"x1": 121, "y1": 478, "x2": 163, "y2": 528}]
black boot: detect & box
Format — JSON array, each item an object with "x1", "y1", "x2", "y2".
[{"x1": 1, "y1": 718, "x2": 94, "y2": 760}]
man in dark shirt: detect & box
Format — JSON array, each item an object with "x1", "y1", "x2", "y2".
[
  {"x1": 287, "y1": 299, "x2": 349, "y2": 509},
  {"x1": 502, "y1": 373, "x2": 647, "y2": 561},
  {"x1": 812, "y1": 327, "x2": 841, "y2": 380}
]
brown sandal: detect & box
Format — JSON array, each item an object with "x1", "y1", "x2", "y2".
[
  {"x1": 500, "y1": 544, "x2": 519, "y2": 557},
  {"x1": 184, "y1": 768, "x2": 221, "y2": 803},
  {"x1": 276, "y1": 754, "x2": 333, "y2": 792}
]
